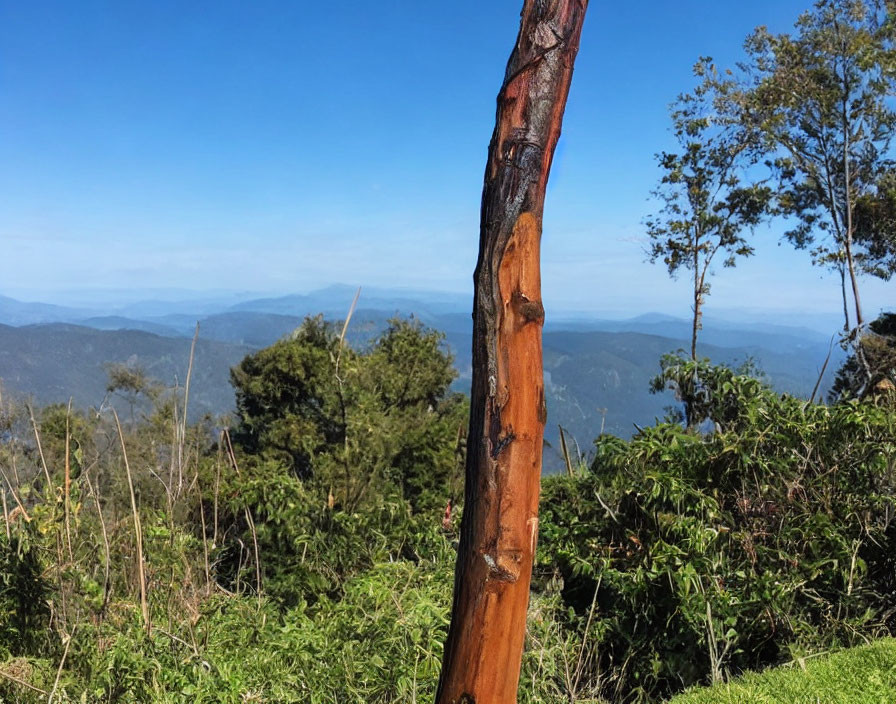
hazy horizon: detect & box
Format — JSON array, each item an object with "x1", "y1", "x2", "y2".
[{"x1": 0, "y1": 281, "x2": 859, "y2": 335}]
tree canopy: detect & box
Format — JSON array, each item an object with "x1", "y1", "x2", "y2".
[
  {"x1": 738, "y1": 0, "x2": 896, "y2": 331},
  {"x1": 230, "y1": 315, "x2": 466, "y2": 512}
]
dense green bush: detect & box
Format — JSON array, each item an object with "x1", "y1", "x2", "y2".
[
  {"x1": 0, "y1": 532, "x2": 52, "y2": 660},
  {"x1": 212, "y1": 456, "x2": 453, "y2": 604},
  {"x1": 219, "y1": 316, "x2": 467, "y2": 605},
  {"x1": 58, "y1": 560, "x2": 452, "y2": 703},
  {"x1": 539, "y1": 357, "x2": 896, "y2": 702},
  {"x1": 230, "y1": 316, "x2": 467, "y2": 513},
  {"x1": 0, "y1": 558, "x2": 590, "y2": 703}
]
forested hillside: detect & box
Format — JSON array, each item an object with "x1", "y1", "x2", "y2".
[
  {"x1": 0, "y1": 323, "x2": 250, "y2": 418},
  {"x1": 0, "y1": 311, "x2": 842, "y2": 472}
]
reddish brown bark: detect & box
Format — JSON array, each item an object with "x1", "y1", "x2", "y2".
[{"x1": 435, "y1": 3, "x2": 588, "y2": 703}]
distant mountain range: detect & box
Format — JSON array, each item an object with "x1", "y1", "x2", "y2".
[
  {"x1": 0, "y1": 287, "x2": 853, "y2": 471},
  {"x1": 0, "y1": 295, "x2": 95, "y2": 326}
]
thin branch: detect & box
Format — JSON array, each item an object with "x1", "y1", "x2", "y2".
[
  {"x1": 48, "y1": 623, "x2": 76, "y2": 704},
  {"x1": 809, "y1": 336, "x2": 836, "y2": 405},
  {"x1": 0, "y1": 464, "x2": 31, "y2": 523},
  {"x1": 0, "y1": 668, "x2": 49, "y2": 696}
]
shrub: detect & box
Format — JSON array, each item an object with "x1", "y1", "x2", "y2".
[
  {"x1": 230, "y1": 316, "x2": 466, "y2": 513},
  {"x1": 0, "y1": 532, "x2": 52, "y2": 659},
  {"x1": 539, "y1": 359, "x2": 896, "y2": 702}
]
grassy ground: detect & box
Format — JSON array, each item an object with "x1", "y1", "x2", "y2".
[{"x1": 668, "y1": 638, "x2": 896, "y2": 703}]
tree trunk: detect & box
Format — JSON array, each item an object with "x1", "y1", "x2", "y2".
[
  {"x1": 844, "y1": 232, "x2": 864, "y2": 329},
  {"x1": 691, "y1": 239, "x2": 701, "y2": 361},
  {"x1": 841, "y1": 88, "x2": 864, "y2": 332},
  {"x1": 435, "y1": 2, "x2": 588, "y2": 703},
  {"x1": 839, "y1": 259, "x2": 851, "y2": 334}
]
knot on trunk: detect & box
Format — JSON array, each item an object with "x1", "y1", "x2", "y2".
[
  {"x1": 512, "y1": 290, "x2": 545, "y2": 324},
  {"x1": 483, "y1": 549, "x2": 523, "y2": 583}
]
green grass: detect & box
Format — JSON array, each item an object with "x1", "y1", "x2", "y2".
[{"x1": 668, "y1": 638, "x2": 896, "y2": 703}]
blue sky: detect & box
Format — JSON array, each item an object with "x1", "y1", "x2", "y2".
[{"x1": 0, "y1": 0, "x2": 891, "y2": 321}]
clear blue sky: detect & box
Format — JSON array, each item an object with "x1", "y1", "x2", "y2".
[{"x1": 0, "y1": 0, "x2": 891, "y2": 321}]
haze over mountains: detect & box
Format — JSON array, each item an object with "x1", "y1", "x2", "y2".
[{"x1": 0, "y1": 286, "x2": 844, "y2": 469}]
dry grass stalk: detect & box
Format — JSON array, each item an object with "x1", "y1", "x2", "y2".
[
  {"x1": 0, "y1": 464, "x2": 30, "y2": 523},
  {"x1": 10, "y1": 450, "x2": 20, "y2": 490},
  {"x1": 33, "y1": 400, "x2": 70, "y2": 625},
  {"x1": 82, "y1": 466, "x2": 112, "y2": 614},
  {"x1": 194, "y1": 467, "x2": 212, "y2": 594},
  {"x1": 113, "y1": 409, "x2": 150, "y2": 635},
  {"x1": 169, "y1": 390, "x2": 179, "y2": 502},
  {"x1": 559, "y1": 425, "x2": 575, "y2": 477},
  {"x1": 1, "y1": 490, "x2": 9, "y2": 540},
  {"x1": 809, "y1": 336, "x2": 836, "y2": 405},
  {"x1": 178, "y1": 323, "x2": 200, "y2": 498},
  {"x1": 28, "y1": 402, "x2": 53, "y2": 491},
  {"x1": 63, "y1": 399, "x2": 74, "y2": 563},
  {"x1": 47, "y1": 624, "x2": 76, "y2": 704},
  {"x1": 334, "y1": 287, "x2": 360, "y2": 509},
  {"x1": 571, "y1": 574, "x2": 603, "y2": 696},
  {"x1": 222, "y1": 429, "x2": 263, "y2": 605},
  {"x1": 0, "y1": 668, "x2": 49, "y2": 697},
  {"x1": 213, "y1": 442, "x2": 222, "y2": 548},
  {"x1": 338, "y1": 286, "x2": 361, "y2": 353},
  {"x1": 53, "y1": 531, "x2": 69, "y2": 629},
  {"x1": 222, "y1": 429, "x2": 240, "y2": 479}
]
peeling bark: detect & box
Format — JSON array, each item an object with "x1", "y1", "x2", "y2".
[{"x1": 435, "y1": 2, "x2": 588, "y2": 702}]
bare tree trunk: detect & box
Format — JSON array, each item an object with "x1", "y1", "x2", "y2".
[
  {"x1": 691, "y1": 240, "x2": 701, "y2": 361},
  {"x1": 435, "y1": 2, "x2": 588, "y2": 703},
  {"x1": 844, "y1": 233, "x2": 864, "y2": 329},
  {"x1": 839, "y1": 259, "x2": 851, "y2": 334},
  {"x1": 841, "y1": 89, "x2": 864, "y2": 332}
]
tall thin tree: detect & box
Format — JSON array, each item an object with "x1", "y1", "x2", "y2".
[
  {"x1": 435, "y1": 2, "x2": 589, "y2": 703},
  {"x1": 739, "y1": 0, "x2": 896, "y2": 335},
  {"x1": 646, "y1": 59, "x2": 772, "y2": 361}
]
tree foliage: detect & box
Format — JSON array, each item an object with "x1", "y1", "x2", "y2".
[
  {"x1": 831, "y1": 310, "x2": 896, "y2": 400},
  {"x1": 230, "y1": 316, "x2": 466, "y2": 512},
  {"x1": 853, "y1": 170, "x2": 896, "y2": 278},
  {"x1": 649, "y1": 352, "x2": 765, "y2": 429},
  {"x1": 647, "y1": 58, "x2": 772, "y2": 359},
  {"x1": 737, "y1": 0, "x2": 896, "y2": 330}
]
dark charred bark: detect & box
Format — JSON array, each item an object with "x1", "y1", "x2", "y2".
[{"x1": 435, "y1": 2, "x2": 588, "y2": 703}]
